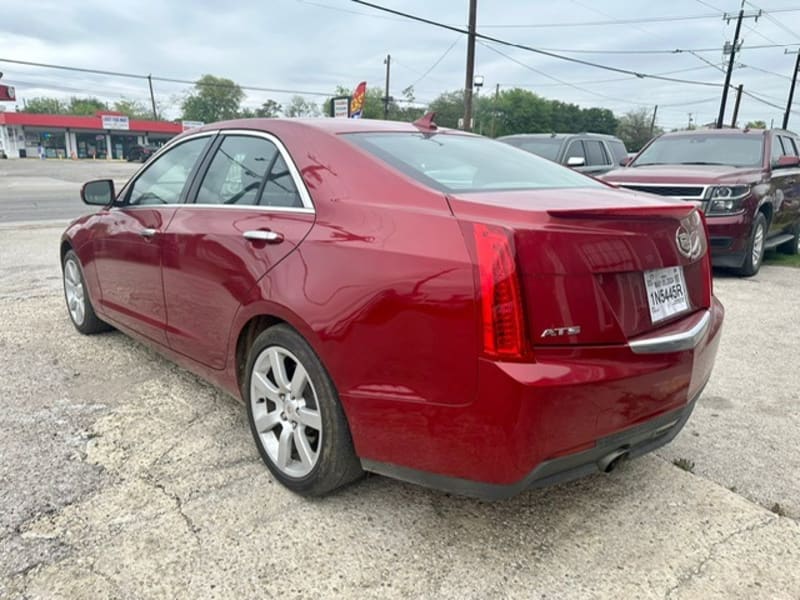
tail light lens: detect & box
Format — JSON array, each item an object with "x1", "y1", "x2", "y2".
[{"x1": 472, "y1": 223, "x2": 527, "y2": 358}]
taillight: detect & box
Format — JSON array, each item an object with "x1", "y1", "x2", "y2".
[{"x1": 472, "y1": 223, "x2": 527, "y2": 358}]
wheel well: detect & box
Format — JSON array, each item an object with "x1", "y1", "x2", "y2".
[
  {"x1": 60, "y1": 240, "x2": 73, "y2": 264},
  {"x1": 758, "y1": 203, "x2": 773, "y2": 227},
  {"x1": 235, "y1": 315, "x2": 284, "y2": 393}
]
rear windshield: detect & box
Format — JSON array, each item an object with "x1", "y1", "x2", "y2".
[
  {"x1": 345, "y1": 132, "x2": 601, "y2": 193},
  {"x1": 632, "y1": 133, "x2": 764, "y2": 168},
  {"x1": 502, "y1": 137, "x2": 561, "y2": 161}
]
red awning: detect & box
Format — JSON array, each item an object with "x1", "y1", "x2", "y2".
[{"x1": 0, "y1": 112, "x2": 182, "y2": 134}]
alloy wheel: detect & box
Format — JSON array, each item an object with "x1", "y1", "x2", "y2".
[
  {"x1": 752, "y1": 221, "x2": 765, "y2": 267},
  {"x1": 249, "y1": 346, "x2": 322, "y2": 478},
  {"x1": 64, "y1": 258, "x2": 86, "y2": 326}
]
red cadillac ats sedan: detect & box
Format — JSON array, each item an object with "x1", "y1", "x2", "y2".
[{"x1": 61, "y1": 117, "x2": 723, "y2": 499}]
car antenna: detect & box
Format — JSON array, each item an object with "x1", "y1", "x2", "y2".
[{"x1": 413, "y1": 112, "x2": 438, "y2": 131}]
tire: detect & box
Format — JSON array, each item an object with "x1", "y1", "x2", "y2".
[
  {"x1": 62, "y1": 250, "x2": 112, "y2": 334},
  {"x1": 245, "y1": 324, "x2": 363, "y2": 496},
  {"x1": 735, "y1": 212, "x2": 767, "y2": 277},
  {"x1": 778, "y1": 224, "x2": 800, "y2": 255}
]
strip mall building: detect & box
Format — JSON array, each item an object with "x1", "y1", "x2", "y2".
[{"x1": 0, "y1": 111, "x2": 187, "y2": 159}]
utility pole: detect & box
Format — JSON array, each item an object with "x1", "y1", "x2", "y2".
[
  {"x1": 649, "y1": 105, "x2": 658, "y2": 136},
  {"x1": 731, "y1": 84, "x2": 744, "y2": 128},
  {"x1": 688, "y1": 113, "x2": 694, "y2": 129},
  {"x1": 147, "y1": 75, "x2": 158, "y2": 120},
  {"x1": 783, "y1": 49, "x2": 800, "y2": 130},
  {"x1": 716, "y1": 4, "x2": 760, "y2": 129},
  {"x1": 383, "y1": 54, "x2": 391, "y2": 120},
  {"x1": 490, "y1": 83, "x2": 500, "y2": 137},
  {"x1": 463, "y1": 0, "x2": 477, "y2": 132}
]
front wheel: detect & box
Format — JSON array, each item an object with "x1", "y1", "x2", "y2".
[
  {"x1": 245, "y1": 324, "x2": 362, "y2": 496},
  {"x1": 62, "y1": 250, "x2": 112, "y2": 334},
  {"x1": 735, "y1": 212, "x2": 767, "y2": 277}
]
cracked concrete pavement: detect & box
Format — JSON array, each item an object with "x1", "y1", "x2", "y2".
[{"x1": 1, "y1": 220, "x2": 799, "y2": 599}]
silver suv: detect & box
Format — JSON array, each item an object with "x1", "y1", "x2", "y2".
[{"x1": 499, "y1": 133, "x2": 628, "y2": 176}]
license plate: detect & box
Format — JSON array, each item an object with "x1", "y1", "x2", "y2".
[{"x1": 644, "y1": 266, "x2": 689, "y2": 323}]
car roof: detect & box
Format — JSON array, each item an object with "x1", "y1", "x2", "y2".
[
  {"x1": 658, "y1": 128, "x2": 770, "y2": 138},
  {"x1": 187, "y1": 117, "x2": 466, "y2": 137},
  {"x1": 498, "y1": 132, "x2": 623, "y2": 142}
]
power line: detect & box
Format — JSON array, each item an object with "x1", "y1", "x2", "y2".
[
  {"x1": 404, "y1": 35, "x2": 462, "y2": 90},
  {"x1": 530, "y1": 43, "x2": 798, "y2": 55},
  {"x1": 351, "y1": 1, "x2": 734, "y2": 88}
]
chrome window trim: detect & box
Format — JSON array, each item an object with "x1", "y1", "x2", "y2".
[{"x1": 629, "y1": 310, "x2": 711, "y2": 354}]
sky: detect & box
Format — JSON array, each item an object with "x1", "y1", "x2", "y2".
[{"x1": 2, "y1": 0, "x2": 800, "y2": 130}]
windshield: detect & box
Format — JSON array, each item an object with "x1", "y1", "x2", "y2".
[
  {"x1": 345, "y1": 132, "x2": 601, "y2": 193},
  {"x1": 503, "y1": 137, "x2": 561, "y2": 161},
  {"x1": 633, "y1": 133, "x2": 764, "y2": 168}
]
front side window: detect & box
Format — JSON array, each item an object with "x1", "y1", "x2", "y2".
[
  {"x1": 128, "y1": 137, "x2": 210, "y2": 205},
  {"x1": 346, "y1": 133, "x2": 601, "y2": 193},
  {"x1": 633, "y1": 133, "x2": 765, "y2": 168},
  {"x1": 564, "y1": 141, "x2": 586, "y2": 164}
]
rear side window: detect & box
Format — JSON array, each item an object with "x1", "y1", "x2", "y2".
[
  {"x1": 345, "y1": 132, "x2": 602, "y2": 193},
  {"x1": 197, "y1": 136, "x2": 278, "y2": 206},
  {"x1": 607, "y1": 140, "x2": 628, "y2": 165},
  {"x1": 584, "y1": 140, "x2": 610, "y2": 166},
  {"x1": 261, "y1": 154, "x2": 303, "y2": 208}
]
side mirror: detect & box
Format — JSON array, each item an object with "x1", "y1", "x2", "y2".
[
  {"x1": 81, "y1": 179, "x2": 115, "y2": 206},
  {"x1": 775, "y1": 155, "x2": 800, "y2": 169},
  {"x1": 566, "y1": 156, "x2": 586, "y2": 167}
]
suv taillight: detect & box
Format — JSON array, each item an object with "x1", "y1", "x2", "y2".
[{"x1": 472, "y1": 223, "x2": 527, "y2": 358}]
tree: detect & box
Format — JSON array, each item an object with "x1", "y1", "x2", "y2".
[
  {"x1": 68, "y1": 97, "x2": 108, "y2": 116},
  {"x1": 255, "y1": 99, "x2": 282, "y2": 118},
  {"x1": 745, "y1": 120, "x2": 767, "y2": 129},
  {"x1": 113, "y1": 98, "x2": 154, "y2": 120},
  {"x1": 616, "y1": 107, "x2": 662, "y2": 152},
  {"x1": 23, "y1": 97, "x2": 66, "y2": 114},
  {"x1": 428, "y1": 90, "x2": 466, "y2": 129},
  {"x1": 285, "y1": 95, "x2": 320, "y2": 118},
  {"x1": 181, "y1": 74, "x2": 245, "y2": 123}
]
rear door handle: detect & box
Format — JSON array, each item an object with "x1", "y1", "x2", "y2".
[
  {"x1": 140, "y1": 228, "x2": 158, "y2": 238},
  {"x1": 243, "y1": 230, "x2": 284, "y2": 244}
]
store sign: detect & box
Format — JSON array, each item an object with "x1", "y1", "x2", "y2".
[
  {"x1": 101, "y1": 115, "x2": 130, "y2": 130},
  {"x1": 0, "y1": 85, "x2": 15, "y2": 102},
  {"x1": 330, "y1": 96, "x2": 350, "y2": 119},
  {"x1": 182, "y1": 120, "x2": 204, "y2": 131}
]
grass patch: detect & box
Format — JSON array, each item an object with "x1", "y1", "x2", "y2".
[
  {"x1": 764, "y1": 250, "x2": 800, "y2": 268},
  {"x1": 672, "y1": 458, "x2": 695, "y2": 473}
]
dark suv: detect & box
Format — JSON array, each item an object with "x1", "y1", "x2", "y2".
[
  {"x1": 499, "y1": 133, "x2": 628, "y2": 176},
  {"x1": 126, "y1": 144, "x2": 159, "y2": 163},
  {"x1": 602, "y1": 128, "x2": 800, "y2": 276}
]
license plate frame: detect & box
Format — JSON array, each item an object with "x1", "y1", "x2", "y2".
[{"x1": 644, "y1": 266, "x2": 690, "y2": 324}]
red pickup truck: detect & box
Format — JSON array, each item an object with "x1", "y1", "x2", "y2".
[{"x1": 602, "y1": 128, "x2": 800, "y2": 276}]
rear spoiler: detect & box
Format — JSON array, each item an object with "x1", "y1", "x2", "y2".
[{"x1": 548, "y1": 204, "x2": 696, "y2": 219}]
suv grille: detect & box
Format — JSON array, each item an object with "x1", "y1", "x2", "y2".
[{"x1": 620, "y1": 184, "x2": 705, "y2": 198}]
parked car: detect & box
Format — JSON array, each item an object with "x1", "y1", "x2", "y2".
[
  {"x1": 498, "y1": 132, "x2": 629, "y2": 176},
  {"x1": 0, "y1": 148, "x2": 7, "y2": 159},
  {"x1": 126, "y1": 144, "x2": 159, "y2": 162},
  {"x1": 61, "y1": 117, "x2": 723, "y2": 498},
  {"x1": 602, "y1": 128, "x2": 800, "y2": 276}
]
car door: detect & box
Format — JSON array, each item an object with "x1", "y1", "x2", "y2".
[
  {"x1": 580, "y1": 139, "x2": 613, "y2": 175},
  {"x1": 92, "y1": 134, "x2": 213, "y2": 344},
  {"x1": 770, "y1": 134, "x2": 800, "y2": 234},
  {"x1": 161, "y1": 130, "x2": 315, "y2": 369}
]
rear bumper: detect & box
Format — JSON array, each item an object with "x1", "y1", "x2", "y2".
[
  {"x1": 362, "y1": 389, "x2": 700, "y2": 500},
  {"x1": 355, "y1": 297, "x2": 724, "y2": 498}
]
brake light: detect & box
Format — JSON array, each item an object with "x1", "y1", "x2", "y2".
[{"x1": 472, "y1": 223, "x2": 527, "y2": 358}]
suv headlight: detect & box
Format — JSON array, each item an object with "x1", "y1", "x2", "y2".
[{"x1": 704, "y1": 185, "x2": 750, "y2": 214}]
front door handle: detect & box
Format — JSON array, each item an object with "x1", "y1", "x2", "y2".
[
  {"x1": 243, "y1": 230, "x2": 284, "y2": 244},
  {"x1": 140, "y1": 228, "x2": 158, "y2": 238}
]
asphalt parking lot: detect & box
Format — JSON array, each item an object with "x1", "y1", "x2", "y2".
[{"x1": 1, "y1": 161, "x2": 799, "y2": 598}]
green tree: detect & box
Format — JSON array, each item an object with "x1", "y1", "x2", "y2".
[
  {"x1": 23, "y1": 96, "x2": 66, "y2": 114},
  {"x1": 113, "y1": 98, "x2": 154, "y2": 120},
  {"x1": 616, "y1": 107, "x2": 662, "y2": 152},
  {"x1": 254, "y1": 99, "x2": 282, "y2": 118},
  {"x1": 181, "y1": 74, "x2": 245, "y2": 123},
  {"x1": 428, "y1": 90, "x2": 466, "y2": 129},
  {"x1": 285, "y1": 95, "x2": 320, "y2": 118},
  {"x1": 745, "y1": 120, "x2": 767, "y2": 129},
  {"x1": 67, "y1": 97, "x2": 108, "y2": 116}
]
